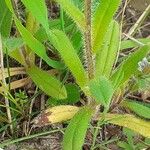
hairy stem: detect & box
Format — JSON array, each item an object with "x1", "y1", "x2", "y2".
[{"x1": 84, "y1": 0, "x2": 94, "y2": 79}]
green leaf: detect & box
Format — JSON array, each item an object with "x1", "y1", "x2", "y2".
[
  {"x1": 35, "y1": 19, "x2": 61, "y2": 42},
  {"x1": 3, "y1": 37, "x2": 24, "y2": 50},
  {"x1": 106, "y1": 113, "x2": 150, "y2": 138},
  {"x1": 92, "y1": 0, "x2": 121, "y2": 53},
  {"x1": 95, "y1": 20, "x2": 120, "y2": 78},
  {"x1": 0, "y1": 0, "x2": 12, "y2": 38},
  {"x1": 89, "y1": 76, "x2": 113, "y2": 107},
  {"x1": 63, "y1": 106, "x2": 93, "y2": 150},
  {"x1": 111, "y1": 66, "x2": 124, "y2": 90},
  {"x1": 3, "y1": 38, "x2": 26, "y2": 65},
  {"x1": 0, "y1": 0, "x2": 12, "y2": 37},
  {"x1": 27, "y1": 66, "x2": 67, "y2": 99},
  {"x1": 121, "y1": 100, "x2": 150, "y2": 119},
  {"x1": 117, "y1": 141, "x2": 132, "y2": 150},
  {"x1": 5, "y1": 0, "x2": 63, "y2": 69},
  {"x1": 48, "y1": 29, "x2": 88, "y2": 88},
  {"x1": 47, "y1": 84, "x2": 80, "y2": 106},
  {"x1": 64, "y1": 84, "x2": 80, "y2": 104},
  {"x1": 111, "y1": 45, "x2": 150, "y2": 88},
  {"x1": 121, "y1": 38, "x2": 150, "y2": 50},
  {"x1": 123, "y1": 128, "x2": 135, "y2": 148},
  {"x1": 14, "y1": 17, "x2": 63, "y2": 69},
  {"x1": 55, "y1": 0, "x2": 86, "y2": 31},
  {"x1": 21, "y1": 0, "x2": 49, "y2": 31}
]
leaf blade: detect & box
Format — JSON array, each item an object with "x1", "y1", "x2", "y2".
[
  {"x1": 0, "y1": 0, "x2": 12, "y2": 37},
  {"x1": 89, "y1": 77, "x2": 114, "y2": 107},
  {"x1": 15, "y1": 17, "x2": 64, "y2": 69},
  {"x1": 55, "y1": 0, "x2": 86, "y2": 31},
  {"x1": 121, "y1": 99, "x2": 150, "y2": 119},
  {"x1": 92, "y1": 0, "x2": 121, "y2": 53},
  {"x1": 106, "y1": 113, "x2": 150, "y2": 138},
  {"x1": 27, "y1": 66, "x2": 67, "y2": 99},
  {"x1": 63, "y1": 106, "x2": 93, "y2": 150},
  {"x1": 48, "y1": 29, "x2": 88, "y2": 88},
  {"x1": 111, "y1": 45, "x2": 150, "y2": 88},
  {"x1": 95, "y1": 20, "x2": 120, "y2": 78},
  {"x1": 21, "y1": 0, "x2": 49, "y2": 31}
]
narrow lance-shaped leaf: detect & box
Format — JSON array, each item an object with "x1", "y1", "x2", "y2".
[
  {"x1": 27, "y1": 66, "x2": 67, "y2": 99},
  {"x1": 63, "y1": 106, "x2": 93, "y2": 150},
  {"x1": 21, "y1": 0, "x2": 49, "y2": 31},
  {"x1": 121, "y1": 38, "x2": 150, "y2": 50},
  {"x1": 33, "y1": 105, "x2": 79, "y2": 127},
  {"x1": 89, "y1": 76, "x2": 114, "y2": 108},
  {"x1": 92, "y1": 0, "x2": 121, "y2": 53},
  {"x1": 111, "y1": 65, "x2": 124, "y2": 90},
  {"x1": 5, "y1": 0, "x2": 63, "y2": 69},
  {"x1": 95, "y1": 20, "x2": 120, "y2": 78},
  {"x1": 3, "y1": 38, "x2": 24, "y2": 50},
  {"x1": 121, "y1": 99, "x2": 150, "y2": 119},
  {"x1": 0, "y1": 0, "x2": 12, "y2": 38},
  {"x1": 2, "y1": 37, "x2": 26, "y2": 65},
  {"x1": 55, "y1": 0, "x2": 86, "y2": 31},
  {"x1": 111, "y1": 45, "x2": 150, "y2": 88},
  {"x1": 48, "y1": 29, "x2": 88, "y2": 88},
  {"x1": 106, "y1": 113, "x2": 150, "y2": 138},
  {"x1": 14, "y1": 17, "x2": 63, "y2": 69},
  {"x1": 3, "y1": 38, "x2": 27, "y2": 66}
]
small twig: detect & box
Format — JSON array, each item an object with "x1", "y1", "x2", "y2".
[
  {"x1": 127, "y1": 4, "x2": 150, "y2": 37},
  {"x1": 0, "y1": 34, "x2": 13, "y2": 134}
]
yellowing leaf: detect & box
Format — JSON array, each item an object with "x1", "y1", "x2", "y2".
[
  {"x1": 106, "y1": 114, "x2": 150, "y2": 138},
  {"x1": 32, "y1": 105, "x2": 79, "y2": 126}
]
